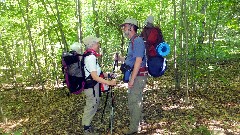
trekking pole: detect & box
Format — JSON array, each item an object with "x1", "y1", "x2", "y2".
[
  {"x1": 100, "y1": 53, "x2": 118, "y2": 134},
  {"x1": 101, "y1": 90, "x2": 109, "y2": 122},
  {"x1": 109, "y1": 52, "x2": 118, "y2": 134},
  {"x1": 101, "y1": 52, "x2": 118, "y2": 120}
]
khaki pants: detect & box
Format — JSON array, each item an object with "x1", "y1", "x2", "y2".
[
  {"x1": 82, "y1": 84, "x2": 100, "y2": 126},
  {"x1": 127, "y1": 76, "x2": 147, "y2": 132}
]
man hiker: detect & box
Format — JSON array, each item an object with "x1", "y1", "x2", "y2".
[{"x1": 118, "y1": 17, "x2": 148, "y2": 134}]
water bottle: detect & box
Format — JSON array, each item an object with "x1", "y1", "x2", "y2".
[
  {"x1": 101, "y1": 83, "x2": 109, "y2": 92},
  {"x1": 123, "y1": 69, "x2": 131, "y2": 83}
]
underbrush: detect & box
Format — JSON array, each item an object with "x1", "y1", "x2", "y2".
[{"x1": 0, "y1": 59, "x2": 239, "y2": 135}]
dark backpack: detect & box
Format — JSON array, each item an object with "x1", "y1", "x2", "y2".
[
  {"x1": 147, "y1": 56, "x2": 167, "y2": 77},
  {"x1": 141, "y1": 27, "x2": 167, "y2": 77},
  {"x1": 61, "y1": 51, "x2": 97, "y2": 94}
]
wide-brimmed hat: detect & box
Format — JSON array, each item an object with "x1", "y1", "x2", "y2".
[
  {"x1": 120, "y1": 17, "x2": 138, "y2": 28},
  {"x1": 82, "y1": 35, "x2": 101, "y2": 45}
]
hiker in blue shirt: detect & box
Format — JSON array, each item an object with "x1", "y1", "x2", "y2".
[{"x1": 118, "y1": 17, "x2": 148, "y2": 134}]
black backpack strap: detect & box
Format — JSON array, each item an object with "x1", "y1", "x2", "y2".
[
  {"x1": 81, "y1": 52, "x2": 91, "y2": 79},
  {"x1": 81, "y1": 51, "x2": 99, "y2": 82},
  {"x1": 82, "y1": 52, "x2": 95, "y2": 74}
]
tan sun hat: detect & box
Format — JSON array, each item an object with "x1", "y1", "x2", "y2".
[
  {"x1": 120, "y1": 17, "x2": 138, "y2": 28},
  {"x1": 82, "y1": 35, "x2": 101, "y2": 46}
]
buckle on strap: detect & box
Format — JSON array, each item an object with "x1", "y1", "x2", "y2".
[{"x1": 138, "y1": 67, "x2": 148, "y2": 76}]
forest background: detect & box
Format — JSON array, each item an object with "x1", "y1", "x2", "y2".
[{"x1": 0, "y1": 0, "x2": 239, "y2": 134}]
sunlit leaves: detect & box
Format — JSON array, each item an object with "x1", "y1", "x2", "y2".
[{"x1": 0, "y1": 0, "x2": 239, "y2": 134}]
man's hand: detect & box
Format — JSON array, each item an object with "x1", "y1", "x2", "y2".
[
  {"x1": 127, "y1": 57, "x2": 142, "y2": 88},
  {"x1": 128, "y1": 79, "x2": 134, "y2": 88}
]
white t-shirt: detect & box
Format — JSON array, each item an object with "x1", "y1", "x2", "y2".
[{"x1": 84, "y1": 55, "x2": 101, "y2": 78}]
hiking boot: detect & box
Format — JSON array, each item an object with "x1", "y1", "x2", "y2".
[{"x1": 122, "y1": 127, "x2": 138, "y2": 135}]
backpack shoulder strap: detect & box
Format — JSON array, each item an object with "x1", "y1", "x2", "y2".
[
  {"x1": 81, "y1": 52, "x2": 99, "y2": 74},
  {"x1": 130, "y1": 36, "x2": 145, "y2": 61},
  {"x1": 82, "y1": 51, "x2": 93, "y2": 57},
  {"x1": 81, "y1": 51, "x2": 93, "y2": 68},
  {"x1": 131, "y1": 35, "x2": 138, "y2": 50}
]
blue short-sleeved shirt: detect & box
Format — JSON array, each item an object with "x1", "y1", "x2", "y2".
[{"x1": 125, "y1": 36, "x2": 146, "y2": 68}]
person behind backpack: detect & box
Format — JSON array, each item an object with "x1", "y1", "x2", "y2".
[
  {"x1": 140, "y1": 16, "x2": 168, "y2": 77},
  {"x1": 70, "y1": 42, "x2": 82, "y2": 54},
  {"x1": 140, "y1": 15, "x2": 164, "y2": 58},
  {"x1": 118, "y1": 17, "x2": 148, "y2": 135},
  {"x1": 81, "y1": 35, "x2": 116, "y2": 135}
]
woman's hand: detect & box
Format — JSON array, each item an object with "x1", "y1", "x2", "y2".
[{"x1": 108, "y1": 79, "x2": 117, "y2": 86}]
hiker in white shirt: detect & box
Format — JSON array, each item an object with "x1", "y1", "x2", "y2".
[{"x1": 81, "y1": 35, "x2": 116, "y2": 135}]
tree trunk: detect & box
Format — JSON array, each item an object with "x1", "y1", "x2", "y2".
[
  {"x1": 183, "y1": 0, "x2": 190, "y2": 103},
  {"x1": 206, "y1": 0, "x2": 212, "y2": 91},
  {"x1": 17, "y1": 0, "x2": 44, "y2": 89},
  {"x1": 92, "y1": 0, "x2": 102, "y2": 63},
  {"x1": 212, "y1": 4, "x2": 221, "y2": 58},
  {"x1": 197, "y1": 0, "x2": 208, "y2": 45},
  {"x1": 173, "y1": 0, "x2": 179, "y2": 91},
  {"x1": 54, "y1": 0, "x2": 68, "y2": 51},
  {"x1": 92, "y1": 0, "x2": 99, "y2": 37},
  {"x1": 178, "y1": 0, "x2": 185, "y2": 92},
  {"x1": 76, "y1": 0, "x2": 82, "y2": 50},
  {"x1": 192, "y1": 0, "x2": 198, "y2": 92}
]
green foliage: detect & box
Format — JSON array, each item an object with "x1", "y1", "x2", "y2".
[
  {"x1": 0, "y1": 0, "x2": 239, "y2": 86},
  {"x1": 191, "y1": 125, "x2": 212, "y2": 135},
  {"x1": 0, "y1": 0, "x2": 239, "y2": 134},
  {"x1": 0, "y1": 128, "x2": 23, "y2": 135}
]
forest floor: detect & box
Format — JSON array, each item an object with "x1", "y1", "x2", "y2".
[{"x1": 0, "y1": 58, "x2": 239, "y2": 135}]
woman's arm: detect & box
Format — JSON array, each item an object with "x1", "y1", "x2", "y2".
[{"x1": 91, "y1": 71, "x2": 116, "y2": 86}]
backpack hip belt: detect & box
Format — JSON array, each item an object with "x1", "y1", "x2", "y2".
[{"x1": 137, "y1": 67, "x2": 148, "y2": 76}]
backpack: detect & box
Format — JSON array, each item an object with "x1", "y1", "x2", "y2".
[
  {"x1": 141, "y1": 27, "x2": 168, "y2": 77},
  {"x1": 141, "y1": 27, "x2": 164, "y2": 57},
  {"x1": 61, "y1": 51, "x2": 97, "y2": 95},
  {"x1": 147, "y1": 56, "x2": 167, "y2": 77}
]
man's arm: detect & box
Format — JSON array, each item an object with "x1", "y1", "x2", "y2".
[{"x1": 128, "y1": 57, "x2": 142, "y2": 87}]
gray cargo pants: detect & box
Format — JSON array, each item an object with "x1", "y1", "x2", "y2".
[
  {"x1": 82, "y1": 83, "x2": 100, "y2": 126},
  {"x1": 127, "y1": 76, "x2": 147, "y2": 132}
]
